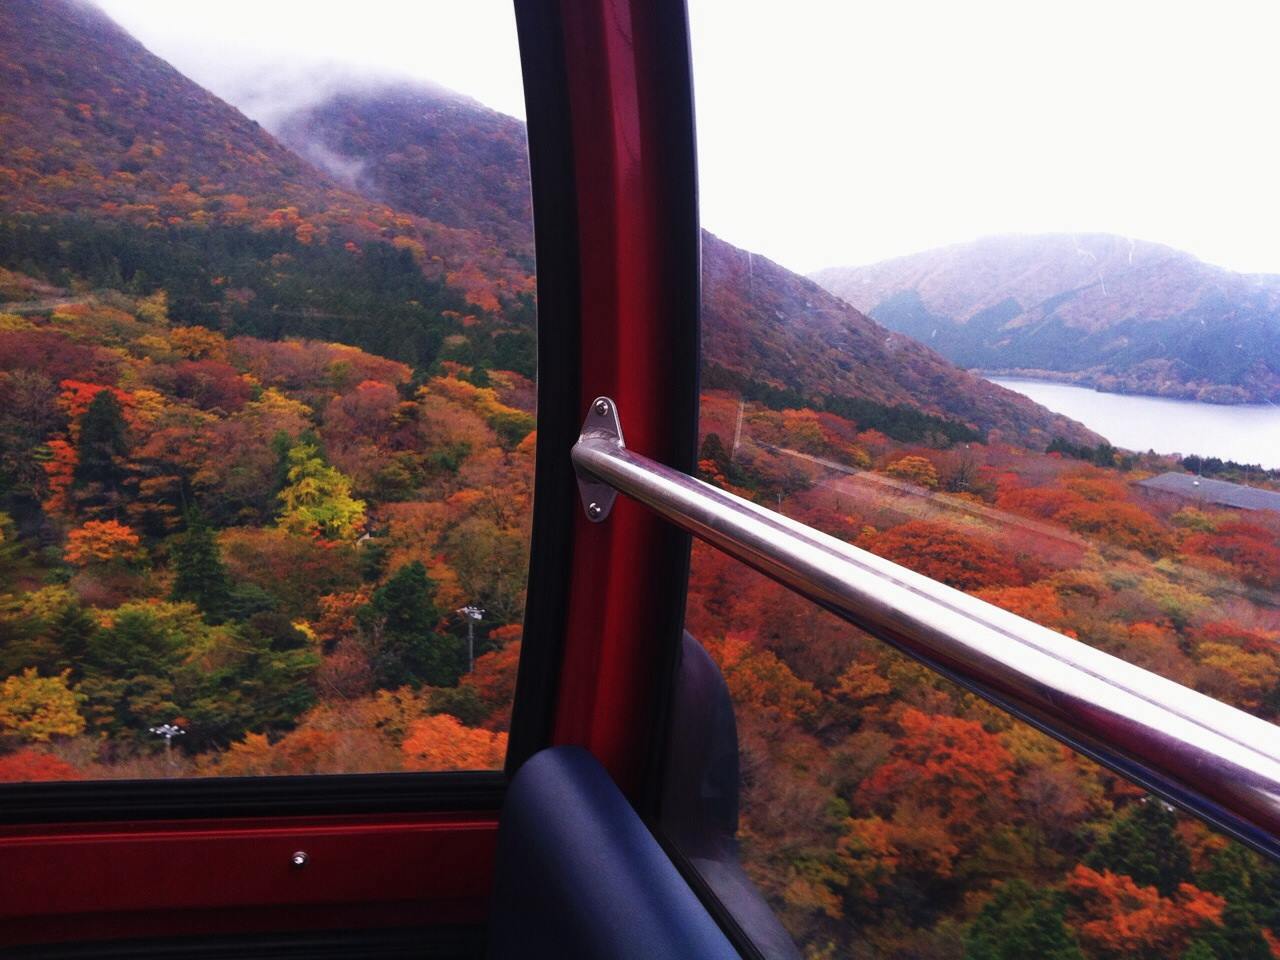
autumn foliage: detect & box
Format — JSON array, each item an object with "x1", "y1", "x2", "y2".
[
  {"x1": 1066, "y1": 865, "x2": 1224, "y2": 958},
  {"x1": 865, "y1": 520, "x2": 1031, "y2": 591}
]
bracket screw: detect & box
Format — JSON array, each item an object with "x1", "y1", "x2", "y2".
[
  {"x1": 587, "y1": 502, "x2": 604, "y2": 520},
  {"x1": 593, "y1": 398, "x2": 611, "y2": 417},
  {"x1": 291, "y1": 851, "x2": 309, "y2": 868}
]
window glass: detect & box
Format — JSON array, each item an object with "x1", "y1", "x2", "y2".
[
  {"x1": 0, "y1": 1, "x2": 534, "y2": 781},
  {"x1": 681, "y1": 0, "x2": 1280, "y2": 955}
]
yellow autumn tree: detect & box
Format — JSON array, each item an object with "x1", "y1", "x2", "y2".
[
  {"x1": 884, "y1": 455, "x2": 940, "y2": 489},
  {"x1": 277, "y1": 441, "x2": 366, "y2": 540},
  {"x1": 0, "y1": 669, "x2": 86, "y2": 742}
]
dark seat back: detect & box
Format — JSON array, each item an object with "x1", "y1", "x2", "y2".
[{"x1": 487, "y1": 746, "x2": 740, "y2": 959}]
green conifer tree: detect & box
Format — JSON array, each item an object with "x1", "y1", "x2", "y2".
[
  {"x1": 964, "y1": 880, "x2": 1083, "y2": 960},
  {"x1": 357, "y1": 561, "x2": 462, "y2": 689},
  {"x1": 170, "y1": 512, "x2": 231, "y2": 622},
  {"x1": 72, "y1": 390, "x2": 129, "y2": 517},
  {"x1": 1085, "y1": 798, "x2": 1191, "y2": 896}
]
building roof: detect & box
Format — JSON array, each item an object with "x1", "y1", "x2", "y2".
[{"x1": 1136, "y1": 472, "x2": 1280, "y2": 513}]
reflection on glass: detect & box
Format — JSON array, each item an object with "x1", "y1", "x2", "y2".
[
  {"x1": 0, "y1": 1, "x2": 534, "y2": 781},
  {"x1": 681, "y1": 388, "x2": 1280, "y2": 957}
]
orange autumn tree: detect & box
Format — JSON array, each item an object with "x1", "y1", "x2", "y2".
[
  {"x1": 997, "y1": 483, "x2": 1085, "y2": 521},
  {"x1": 975, "y1": 582, "x2": 1070, "y2": 631},
  {"x1": 857, "y1": 708, "x2": 1017, "y2": 826},
  {"x1": 41, "y1": 437, "x2": 77, "y2": 516},
  {"x1": 64, "y1": 519, "x2": 143, "y2": 566},
  {"x1": 837, "y1": 806, "x2": 963, "y2": 903},
  {"x1": 884, "y1": 454, "x2": 940, "y2": 489},
  {"x1": 459, "y1": 630, "x2": 522, "y2": 731},
  {"x1": 1055, "y1": 501, "x2": 1174, "y2": 556},
  {"x1": 401, "y1": 714, "x2": 508, "y2": 771},
  {"x1": 703, "y1": 632, "x2": 822, "y2": 727},
  {"x1": 1066, "y1": 864, "x2": 1224, "y2": 959}
]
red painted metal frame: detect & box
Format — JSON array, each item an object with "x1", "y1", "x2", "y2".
[
  {"x1": 0, "y1": 812, "x2": 498, "y2": 947},
  {"x1": 547, "y1": 0, "x2": 699, "y2": 799}
]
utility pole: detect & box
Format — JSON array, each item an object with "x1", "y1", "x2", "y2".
[
  {"x1": 149, "y1": 723, "x2": 185, "y2": 771},
  {"x1": 457, "y1": 605, "x2": 485, "y2": 673}
]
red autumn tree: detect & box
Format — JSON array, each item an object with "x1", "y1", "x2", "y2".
[
  {"x1": 1184, "y1": 521, "x2": 1280, "y2": 590},
  {"x1": 0, "y1": 748, "x2": 82, "y2": 782},
  {"x1": 866, "y1": 520, "x2": 1029, "y2": 591},
  {"x1": 460, "y1": 630, "x2": 522, "y2": 731},
  {"x1": 997, "y1": 484, "x2": 1085, "y2": 521},
  {"x1": 857, "y1": 708, "x2": 1016, "y2": 827}
]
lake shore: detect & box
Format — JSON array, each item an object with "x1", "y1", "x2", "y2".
[
  {"x1": 988, "y1": 377, "x2": 1280, "y2": 469},
  {"x1": 976, "y1": 369, "x2": 1278, "y2": 406}
]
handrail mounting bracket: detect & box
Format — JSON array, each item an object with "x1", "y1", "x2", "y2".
[{"x1": 574, "y1": 396, "x2": 624, "y2": 522}]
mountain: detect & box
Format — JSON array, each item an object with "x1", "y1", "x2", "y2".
[
  {"x1": 1, "y1": 0, "x2": 362, "y2": 230},
  {"x1": 812, "y1": 234, "x2": 1280, "y2": 404},
  {"x1": 251, "y1": 81, "x2": 1096, "y2": 448},
  {"x1": 0, "y1": 0, "x2": 533, "y2": 303},
  {"x1": 0, "y1": 0, "x2": 534, "y2": 370},
  {"x1": 273, "y1": 79, "x2": 534, "y2": 271},
  {"x1": 698, "y1": 235, "x2": 1098, "y2": 447}
]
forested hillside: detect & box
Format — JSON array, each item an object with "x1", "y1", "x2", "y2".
[
  {"x1": 0, "y1": 0, "x2": 535, "y2": 783},
  {"x1": 692, "y1": 391, "x2": 1280, "y2": 958},
  {"x1": 274, "y1": 80, "x2": 534, "y2": 266},
  {"x1": 0, "y1": 274, "x2": 530, "y2": 778},
  {"x1": 0, "y1": 0, "x2": 536, "y2": 338},
  {"x1": 700, "y1": 233, "x2": 1099, "y2": 447}
]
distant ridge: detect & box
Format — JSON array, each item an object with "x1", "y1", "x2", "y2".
[{"x1": 813, "y1": 233, "x2": 1280, "y2": 403}]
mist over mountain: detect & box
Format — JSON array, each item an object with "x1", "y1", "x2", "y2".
[
  {"x1": 813, "y1": 234, "x2": 1280, "y2": 403},
  {"x1": 245, "y1": 77, "x2": 1096, "y2": 447},
  {"x1": 267, "y1": 77, "x2": 534, "y2": 266}
]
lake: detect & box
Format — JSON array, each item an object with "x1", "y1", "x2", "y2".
[{"x1": 987, "y1": 378, "x2": 1280, "y2": 469}]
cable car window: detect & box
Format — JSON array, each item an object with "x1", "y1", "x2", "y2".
[
  {"x1": 0, "y1": 1, "x2": 534, "y2": 782},
  {"x1": 675, "y1": 0, "x2": 1280, "y2": 955}
]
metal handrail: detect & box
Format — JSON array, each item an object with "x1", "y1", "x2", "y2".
[{"x1": 572, "y1": 398, "x2": 1280, "y2": 860}]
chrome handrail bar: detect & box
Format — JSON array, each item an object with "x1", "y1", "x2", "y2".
[{"x1": 572, "y1": 398, "x2": 1280, "y2": 859}]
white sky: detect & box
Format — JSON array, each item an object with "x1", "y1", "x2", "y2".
[{"x1": 95, "y1": 0, "x2": 1280, "y2": 275}]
